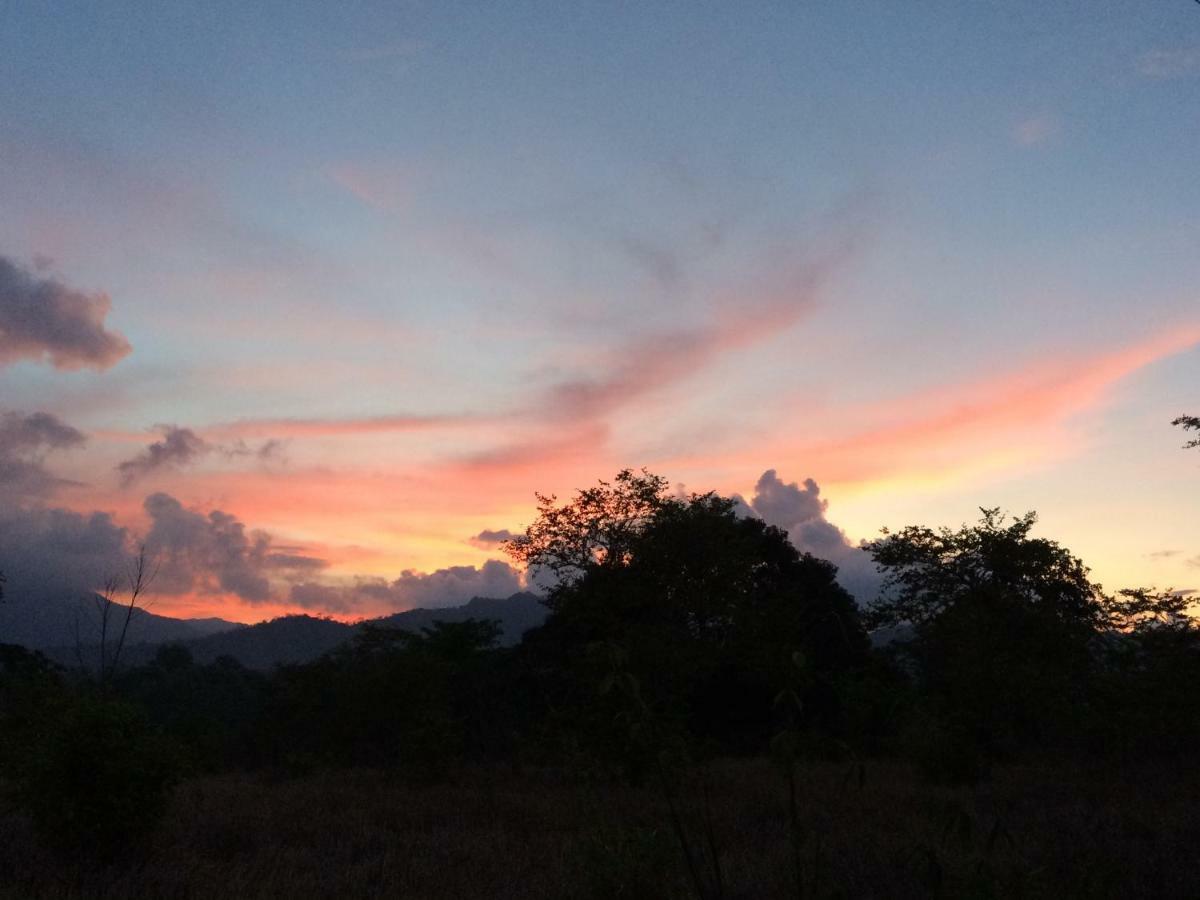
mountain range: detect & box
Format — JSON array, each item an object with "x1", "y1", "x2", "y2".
[
  {"x1": 0, "y1": 587, "x2": 242, "y2": 652},
  {"x1": 1, "y1": 588, "x2": 548, "y2": 671}
]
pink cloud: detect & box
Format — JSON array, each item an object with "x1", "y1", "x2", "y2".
[{"x1": 670, "y1": 323, "x2": 1200, "y2": 488}]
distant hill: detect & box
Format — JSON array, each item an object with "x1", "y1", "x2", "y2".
[
  {"x1": 185, "y1": 617, "x2": 246, "y2": 637},
  {"x1": 36, "y1": 592, "x2": 549, "y2": 671},
  {"x1": 0, "y1": 587, "x2": 242, "y2": 652},
  {"x1": 149, "y1": 614, "x2": 356, "y2": 669},
  {"x1": 167, "y1": 592, "x2": 548, "y2": 669},
  {"x1": 375, "y1": 592, "x2": 547, "y2": 645}
]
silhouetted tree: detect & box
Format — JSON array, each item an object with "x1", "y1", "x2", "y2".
[
  {"x1": 865, "y1": 509, "x2": 1106, "y2": 634},
  {"x1": 510, "y1": 472, "x2": 867, "y2": 757},
  {"x1": 115, "y1": 646, "x2": 268, "y2": 771},
  {"x1": 78, "y1": 546, "x2": 158, "y2": 685},
  {"x1": 1103, "y1": 587, "x2": 1196, "y2": 634},
  {"x1": 1090, "y1": 584, "x2": 1200, "y2": 756},
  {"x1": 0, "y1": 643, "x2": 65, "y2": 776},
  {"x1": 866, "y1": 508, "x2": 1192, "y2": 636},
  {"x1": 864, "y1": 509, "x2": 1199, "y2": 762},
  {"x1": 863, "y1": 509, "x2": 1110, "y2": 761},
  {"x1": 504, "y1": 468, "x2": 672, "y2": 597},
  {"x1": 0, "y1": 641, "x2": 182, "y2": 860},
  {"x1": 262, "y1": 618, "x2": 507, "y2": 774},
  {"x1": 1174, "y1": 414, "x2": 1200, "y2": 449},
  {"x1": 19, "y1": 693, "x2": 181, "y2": 859}
]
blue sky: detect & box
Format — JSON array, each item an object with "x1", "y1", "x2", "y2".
[{"x1": 1, "y1": 2, "x2": 1197, "y2": 619}]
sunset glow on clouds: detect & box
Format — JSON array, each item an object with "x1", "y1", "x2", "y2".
[{"x1": 1, "y1": 4, "x2": 1197, "y2": 621}]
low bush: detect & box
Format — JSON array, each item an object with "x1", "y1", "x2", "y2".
[{"x1": 17, "y1": 693, "x2": 182, "y2": 859}]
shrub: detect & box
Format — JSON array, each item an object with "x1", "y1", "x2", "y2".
[{"x1": 17, "y1": 693, "x2": 182, "y2": 858}]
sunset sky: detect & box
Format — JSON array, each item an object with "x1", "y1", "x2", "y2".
[{"x1": 1, "y1": 2, "x2": 1197, "y2": 622}]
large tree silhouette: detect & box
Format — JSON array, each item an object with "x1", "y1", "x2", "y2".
[
  {"x1": 864, "y1": 508, "x2": 1106, "y2": 635},
  {"x1": 863, "y1": 508, "x2": 1196, "y2": 756},
  {"x1": 864, "y1": 509, "x2": 1111, "y2": 755},
  {"x1": 508, "y1": 470, "x2": 867, "y2": 753}
]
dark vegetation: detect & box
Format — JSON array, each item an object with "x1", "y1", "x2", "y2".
[
  {"x1": 1175, "y1": 413, "x2": 1199, "y2": 449},
  {"x1": 2, "y1": 438, "x2": 1199, "y2": 897}
]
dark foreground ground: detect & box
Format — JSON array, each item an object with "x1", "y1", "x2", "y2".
[{"x1": 1, "y1": 758, "x2": 1195, "y2": 899}]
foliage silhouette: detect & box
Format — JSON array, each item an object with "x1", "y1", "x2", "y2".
[
  {"x1": 259, "y1": 618, "x2": 510, "y2": 775},
  {"x1": 0, "y1": 643, "x2": 66, "y2": 778},
  {"x1": 865, "y1": 508, "x2": 1107, "y2": 634},
  {"x1": 510, "y1": 471, "x2": 868, "y2": 763},
  {"x1": 1174, "y1": 414, "x2": 1199, "y2": 449},
  {"x1": 6, "y1": 467, "x2": 1200, "y2": 892},
  {"x1": 115, "y1": 645, "x2": 268, "y2": 772},
  {"x1": 11, "y1": 688, "x2": 181, "y2": 859},
  {"x1": 864, "y1": 508, "x2": 1200, "y2": 763},
  {"x1": 864, "y1": 509, "x2": 1114, "y2": 760},
  {"x1": 504, "y1": 468, "x2": 673, "y2": 596}
]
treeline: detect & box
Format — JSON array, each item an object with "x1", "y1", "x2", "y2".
[{"x1": 2, "y1": 469, "x2": 1199, "y2": 861}]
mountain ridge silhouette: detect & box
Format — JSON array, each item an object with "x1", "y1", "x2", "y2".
[{"x1": 27, "y1": 592, "x2": 548, "y2": 670}]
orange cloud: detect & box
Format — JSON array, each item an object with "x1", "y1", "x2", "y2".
[
  {"x1": 459, "y1": 232, "x2": 860, "y2": 471},
  {"x1": 681, "y1": 323, "x2": 1200, "y2": 491}
]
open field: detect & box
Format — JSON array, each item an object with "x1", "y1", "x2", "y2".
[{"x1": 1, "y1": 758, "x2": 1195, "y2": 899}]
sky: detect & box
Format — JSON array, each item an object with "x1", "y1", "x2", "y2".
[{"x1": 1, "y1": 1, "x2": 1197, "y2": 622}]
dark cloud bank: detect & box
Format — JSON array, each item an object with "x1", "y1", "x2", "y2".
[
  {"x1": 0, "y1": 506, "x2": 130, "y2": 603},
  {"x1": 0, "y1": 411, "x2": 86, "y2": 502},
  {"x1": 1, "y1": 483, "x2": 525, "y2": 615},
  {"x1": 115, "y1": 426, "x2": 286, "y2": 487},
  {"x1": 0, "y1": 408, "x2": 520, "y2": 615},
  {"x1": 0, "y1": 254, "x2": 131, "y2": 370},
  {"x1": 289, "y1": 560, "x2": 523, "y2": 615},
  {"x1": 117, "y1": 426, "x2": 208, "y2": 486},
  {"x1": 123, "y1": 493, "x2": 522, "y2": 613},
  {"x1": 468, "y1": 528, "x2": 517, "y2": 549}
]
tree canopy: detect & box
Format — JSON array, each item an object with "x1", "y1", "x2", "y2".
[
  {"x1": 1174, "y1": 415, "x2": 1200, "y2": 450},
  {"x1": 507, "y1": 470, "x2": 868, "y2": 754},
  {"x1": 863, "y1": 508, "x2": 1106, "y2": 633},
  {"x1": 864, "y1": 507, "x2": 1192, "y2": 635},
  {"x1": 503, "y1": 468, "x2": 672, "y2": 594},
  {"x1": 506, "y1": 469, "x2": 865, "y2": 663},
  {"x1": 861, "y1": 507, "x2": 1200, "y2": 758}
]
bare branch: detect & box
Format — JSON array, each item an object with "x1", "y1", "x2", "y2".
[{"x1": 108, "y1": 545, "x2": 159, "y2": 680}]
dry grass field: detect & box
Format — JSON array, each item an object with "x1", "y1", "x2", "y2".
[{"x1": 1, "y1": 757, "x2": 1196, "y2": 899}]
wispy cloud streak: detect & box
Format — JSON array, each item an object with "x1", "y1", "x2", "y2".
[
  {"x1": 205, "y1": 413, "x2": 477, "y2": 440},
  {"x1": 671, "y1": 323, "x2": 1200, "y2": 487}
]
